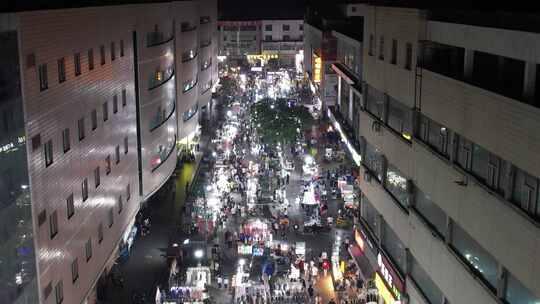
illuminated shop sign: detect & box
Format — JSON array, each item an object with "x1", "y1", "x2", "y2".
[
  {"x1": 355, "y1": 229, "x2": 364, "y2": 251},
  {"x1": 377, "y1": 253, "x2": 404, "y2": 301},
  {"x1": 313, "y1": 54, "x2": 322, "y2": 83},
  {"x1": 0, "y1": 136, "x2": 26, "y2": 153},
  {"x1": 246, "y1": 54, "x2": 278, "y2": 60},
  {"x1": 375, "y1": 273, "x2": 399, "y2": 304}
]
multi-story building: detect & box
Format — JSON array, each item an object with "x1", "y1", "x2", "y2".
[
  {"x1": 326, "y1": 2, "x2": 540, "y2": 304},
  {"x1": 0, "y1": 1, "x2": 217, "y2": 304},
  {"x1": 260, "y1": 20, "x2": 304, "y2": 67},
  {"x1": 218, "y1": 19, "x2": 303, "y2": 68}
]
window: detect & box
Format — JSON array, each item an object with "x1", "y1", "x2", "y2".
[
  {"x1": 451, "y1": 223, "x2": 499, "y2": 290},
  {"x1": 283, "y1": 24, "x2": 290, "y2": 31},
  {"x1": 66, "y1": 193, "x2": 74, "y2": 219},
  {"x1": 71, "y1": 259, "x2": 79, "y2": 283},
  {"x1": 115, "y1": 145, "x2": 120, "y2": 164},
  {"x1": 361, "y1": 194, "x2": 380, "y2": 239},
  {"x1": 108, "y1": 207, "x2": 114, "y2": 227},
  {"x1": 385, "y1": 163, "x2": 410, "y2": 208},
  {"x1": 368, "y1": 34, "x2": 374, "y2": 56},
  {"x1": 98, "y1": 222, "x2": 104, "y2": 243},
  {"x1": 405, "y1": 43, "x2": 412, "y2": 70},
  {"x1": 117, "y1": 195, "x2": 123, "y2": 214},
  {"x1": 102, "y1": 102, "x2": 109, "y2": 121},
  {"x1": 265, "y1": 35, "x2": 272, "y2": 41},
  {"x1": 299, "y1": 24, "x2": 303, "y2": 30},
  {"x1": 379, "y1": 36, "x2": 385, "y2": 61},
  {"x1": 124, "y1": 136, "x2": 128, "y2": 154},
  {"x1": 62, "y1": 128, "x2": 70, "y2": 153},
  {"x1": 44, "y1": 139, "x2": 54, "y2": 167},
  {"x1": 457, "y1": 136, "x2": 472, "y2": 170},
  {"x1": 365, "y1": 85, "x2": 385, "y2": 119},
  {"x1": 417, "y1": 113, "x2": 450, "y2": 158},
  {"x1": 120, "y1": 40, "x2": 124, "y2": 57},
  {"x1": 82, "y1": 178, "x2": 88, "y2": 202},
  {"x1": 283, "y1": 35, "x2": 290, "y2": 41},
  {"x1": 32, "y1": 134, "x2": 41, "y2": 151},
  {"x1": 88, "y1": 48, "x2": 94, "y2": 70},
  {"x1": 113, "y1": 95, "x2": 118, "y2": 113},
  {"x1": 364, "y1": 141, "x2": 384, "y2": 181},
  {"x1": 39, "y1": 63, "x2": 48, "y2": 91},
  {"x1": 506, "y1": 272, "x2": 540, "y2": 304},
  {"x1": 54, "y1": 281, "x2": 63, "y2": 304},
  {"x1": 38, "y1": 210, "x2": 47, "y2": 226},
  {"x1": 410, "y1": 255, "x2": 444, "y2": 304},
  {"x1": 391, "y1": 39, "x2": 397, "y2": 64},
  {"x1": 100, "y1": 45, "x2": 105, "y2": 65},
  {"x1": 78, "y1": 118, "x2": 85, "y2": 141},
  {"x1": 105, "y1": 155, "x2": 111, "y2": 175},
  {"x1": 387, "y1": 97, "x2": 413, "y2": 140},
  {"x1": 85, "y1": 238, "x2": 92, "y2": 261},
  {"x1": 121, "y1": 89, "x2": 127, "y2": 107},
  {"x1": 110, "y1": 42, "x2": 115, "y2": 61},
  {"x1": 382, "y1": 221, "x2": 406, "y2": 275},
  {"x1": 126, "y1": 183, "x2": 131, "y2": 201},
  {"x1": 49, "y1": 210, "x2": 58, "y2": 239},
  {"x1": 91, "y1": 109, "x2": 97, "y2": 130},
  {"x1": 94, "y1": 167, "x2": 100, "y2": 188},
  {"x1": 74, "y1": 53, "x2": 81, "y2": 76},
  {"x1": 265, "y1": 24, "x2": 272, "y2": 31},
  {"x1": 58, "y1": 58, "x2": 66, "y2": 83},
  {"x1": 414, "y1": 188, "x2": 446, "y2": 237},
  {"x1": 512, "y1": 168, "x2": 539, "y2": 217}
]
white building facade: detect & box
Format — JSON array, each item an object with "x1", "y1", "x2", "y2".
[
  {"x1": 330, "y1": 3, "x2": 540, "y2": 304},
  {"x1": 0, "y1": 1, "x2": 217, "y2": 303}
]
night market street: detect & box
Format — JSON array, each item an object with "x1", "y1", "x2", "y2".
[{"x1": 101, "y1": 71, "x2": 369, "y2": 304}]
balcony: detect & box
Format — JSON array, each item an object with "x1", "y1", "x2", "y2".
[
  {"x1": 181, "y1": 22, "x2": 197, "y2": 33},
  {"x1": 181, "y1": 49, "x2": 198, "y2": 63},
  {"x1": 146, "y1": 31, "x2": 173, "y2": 47},
  {"x1": 148, "y1": 67, "x2": 174, "y2": 90}
]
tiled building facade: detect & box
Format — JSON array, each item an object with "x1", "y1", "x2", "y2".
[{"x1": 0, "y1": 1, "x2": 217, "y2": 303}]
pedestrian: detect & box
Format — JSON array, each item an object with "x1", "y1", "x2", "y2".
[{"x1": 286, "y1": 174, "x2": 290, "y2": 185}]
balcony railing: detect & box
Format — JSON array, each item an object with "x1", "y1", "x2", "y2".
[
  {"x1": 148, "y1": 67, "x2": 174, "y2": 90},
  {"x1": 181, "y1": 22, "x2": 197, "y2": 32},
  {"x1": 146, "y1": 31, "x2": 173, "y2": 47}
]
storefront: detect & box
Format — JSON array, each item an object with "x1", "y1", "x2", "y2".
[
  {"x1": 348, "y1": 225, "x2": 377, "y2": 282},
  {"x1": 375, "y1": 253, "x2": 405, "y2": 304},
  {"x1": 327, "y1": 106, "x2": 362, "y2": 166}
]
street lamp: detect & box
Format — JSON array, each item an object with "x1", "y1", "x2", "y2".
[{"x1": 194, "y1": 249, "x2": 204, "y2": 259}]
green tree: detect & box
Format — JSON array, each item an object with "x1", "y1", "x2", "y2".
[{"x1": 251, "y1": 98, "x2": 313, "y2": 144}]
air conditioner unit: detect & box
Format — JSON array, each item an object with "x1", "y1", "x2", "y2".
[
  {"x1": 372, "y1": 121, "x2": 381, "y2": 133},
  {"x1": 364, "y1": 171, "x2": 372, "y2": 183}
]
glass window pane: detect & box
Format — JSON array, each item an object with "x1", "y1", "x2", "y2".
[
  {"x1": 471, "y1": 144, "x2": 489, "y2": 181},
  {"x1": 506, "y1": 272, "x2": 540, "y2": 304},
  {"x1": 364, "y1": 141, "x2": 383, "y2": 181},
  {"x1": 410, "y1": 255, "x2": 444, "y2": 304},
  {"x1": 414, "y1": 188, "x2": 446, "y2": 237},
  {"x1": 382, "y1": 220, "x2": 406, "y2": 274},
  {"x1": 387, "y1": 97, "x2": 412, "y2": 140},
  {"x1": 451, "y1": 223, "x2": 498, "y2": 290},
  {"x1": 361, "y1": 194, "x2": 379, "y2": 238},
  {"x1": 385, "y1": 163, "x2": 409, "y2": 208}
]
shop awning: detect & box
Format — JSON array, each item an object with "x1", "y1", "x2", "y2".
[{"x1": 348, "y1": 245, "x2": 375, "y2": 281}]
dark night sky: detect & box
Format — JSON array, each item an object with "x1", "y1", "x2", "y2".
[{"x1": 218, "y1": 0, "x2": 307, "y2": 20}]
